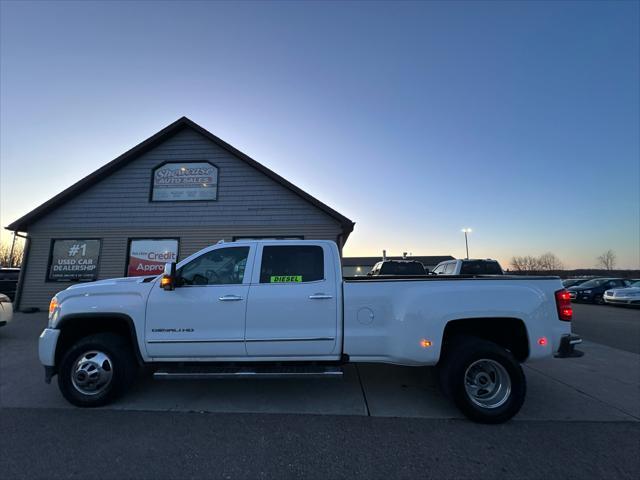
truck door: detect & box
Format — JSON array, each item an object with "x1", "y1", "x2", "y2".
[
  {"x1": 245, "y1": 243, "x2": 339, "y2": 357},
  {"x1": 145, "y1": 245, "x2": 254, "y2": 358}
]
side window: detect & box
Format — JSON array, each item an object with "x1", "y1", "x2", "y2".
[
  {"x1": 260, "y1": 246, "x2": 324, "y2": 283},
  {"x1": 433, "y1": 265, "x2": 443, "y2": 274},
  {"x1": 178, "y1": 247, "x2": 249, "y2": 286},
  {"x1": 445, "y1": 262, "x2": 456, "y2": 274}
]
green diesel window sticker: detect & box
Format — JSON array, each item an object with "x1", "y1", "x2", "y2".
[{"x1": 270, "y1": 275, "x2": 302, "y2": 283}]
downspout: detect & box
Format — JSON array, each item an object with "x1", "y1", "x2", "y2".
[{"x1": 12, "y1": 232, "x2": 30, "y2": 312}]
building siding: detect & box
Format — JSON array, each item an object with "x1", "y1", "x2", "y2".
[
  {"x1": 19, "y1": 127, "x2": 344, "y2": 309},
  {"x1": 29, "y1": 128, "x2": 342, "y2": 229}
]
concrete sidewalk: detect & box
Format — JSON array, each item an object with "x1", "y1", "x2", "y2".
[{"x1": 1, "y1": 313, "x2": 638, "y2": 422}]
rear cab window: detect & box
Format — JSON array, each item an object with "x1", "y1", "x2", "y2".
[
  {"x1": 460, "y1": 260, "x2": 503, "y2": 275},
  {"x1": 259, "y1": 245, "x2": 324, "y2": 283},
  {"x1": 379, "y1": 262, "x2": 425, "y2": 275}
]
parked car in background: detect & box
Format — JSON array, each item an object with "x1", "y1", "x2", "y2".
[
  {"x1": 0, "y1": 293, "x2": 13, "y2": 327},
  {"x1": 432, "y1": 259, "x2": 503, "y2": 275},
  {"x1": 0, "y1": 268, "x2": 20, "y2": 302},
  {"x1": 604, "y1": 281, "x2": 640, "y2": 306},
  {"x1": 368, "y1": 260, "x2": 426, "y2": 276},
  {"x1": 568, "y1": 278, "x2": 630, "y2": 304},
  {"x1": 562, "y1": 278, "x2": 591, "y2": 289}
]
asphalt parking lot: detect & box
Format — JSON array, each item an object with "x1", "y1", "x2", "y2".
[
  {"x1": 1, "y1": 305, "x2": 639, "y2": 479},
  {"x1": 571, "y1": 302, "x2": 640, "y2": 354}
]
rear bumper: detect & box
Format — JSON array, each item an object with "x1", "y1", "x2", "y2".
[
  {"x1": 554, "y1": 334, "x2": 584, "y2": 358},
  {"x1": 0, "y1": 302, "x2": 13, "y2": 325}
]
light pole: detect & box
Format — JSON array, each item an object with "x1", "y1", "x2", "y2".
[{"x1": 461, "y1": 228, "x2": 472, "y2": 259}]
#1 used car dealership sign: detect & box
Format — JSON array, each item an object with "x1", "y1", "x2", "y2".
[
  {"x1": 152, "y1": 162, "x2": 218, "y2": 201},
  {"x1": 48, "y1": 239, "x2": 101, "y2": 282}
]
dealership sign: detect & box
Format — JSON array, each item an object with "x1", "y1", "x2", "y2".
[
  {"x1": 127, "y1": 239, "x2": 179, "y2": 276},
  {"x1": 152, "y1": 162, "x2": 218, "y2": 201},
  {"x1": 48, "y1": 239, "x2": 101, "y2": 282}
]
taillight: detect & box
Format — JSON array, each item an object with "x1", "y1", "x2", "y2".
[{"x1": 555, "y1": 289, "x2": 572, "y2": 321}]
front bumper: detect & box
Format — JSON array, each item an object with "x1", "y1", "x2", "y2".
[
  {"x1": 39, "y1": 328, "x2": 60, "y2": 366},
  {"x1": 604, "y1": 296, "x2": 640, "y2": 305},
  {"x1": 39, "y1": 328, "x2": 60, "y2": 383},
  {"x1": 554, "y1": 334, "x2": 584, "y2": 358}
]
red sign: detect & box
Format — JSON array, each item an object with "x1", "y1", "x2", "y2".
[{"x1": 127, "y1": 239, "x2": 179, "y2": 276}]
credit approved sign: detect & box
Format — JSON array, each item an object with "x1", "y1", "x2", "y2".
[{"x1": 127, "y1": 239, "x2": 179, "y2": 276}]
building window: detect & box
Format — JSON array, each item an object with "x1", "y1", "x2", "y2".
[
  {"x1": 259, "y1": 245, "x2": 324, "y2": 283},
  {"x1": 151, "y1": 161, "x2": 218, "y2": 201},
  {"x1": 48, "y1": 239, "x2": 101, "y2": 282},
  {"x1": 126, "y1": 239, "x2": 179, "y2": 277}
]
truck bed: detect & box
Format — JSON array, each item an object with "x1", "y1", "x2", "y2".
[{"x1": 344, "y1": 275, "x2": 560, "y2": 282}]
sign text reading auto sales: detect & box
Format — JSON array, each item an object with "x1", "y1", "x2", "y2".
[{"x1": 152, "y1": 162, "x2": 218, "y2": 201}]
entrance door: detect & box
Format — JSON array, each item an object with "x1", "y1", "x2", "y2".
[
  {"x1": 145, "y1": 245, "x2": 253, "y2": 358},
  {"x1": 245, "y1": 244, "x2": 339, "y2": 357}
]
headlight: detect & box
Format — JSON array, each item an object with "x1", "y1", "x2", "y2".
[{"x1": 48, "y1": 297, "x2": 59, "y2": 327}]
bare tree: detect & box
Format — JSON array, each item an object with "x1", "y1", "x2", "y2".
[
  {"x1": 510, "y1": 256, "x2": 527, "y2": 271},
  {"x1": 511, "y1": 253, "x2": 562, "y2": 272},
  {"x1": 538, "y1": 252, "x2": 563, "y2": 271},
  {"x1": 511, "y1": 255, "x2": 538, "y2": 271},
  {"x1": 597, "y1": 250, "x2": 616, "y2": 270},
  {"x1": 0, "y1": 240, "x2": 24, "y2": 268}
]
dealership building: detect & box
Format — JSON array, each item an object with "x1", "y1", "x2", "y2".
[{"x1": 7, "y1": 117, "x2": 355, "y2": 310}]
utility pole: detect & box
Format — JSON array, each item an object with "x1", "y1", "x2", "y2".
[{"x1": 461, "y1": 228, "x2": 472, "y2": 259}]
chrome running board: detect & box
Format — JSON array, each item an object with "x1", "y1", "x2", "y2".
[{"x1": 153, "y1": 365, "x2": 344, "y2": 380}]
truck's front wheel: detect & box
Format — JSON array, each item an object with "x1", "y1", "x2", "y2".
[
  {"x1": 58, "y1": 333, "x2": 137, "y2": 407},
  {"x1": 438, "y1": 337, "x2": 526, "y2": 424}
]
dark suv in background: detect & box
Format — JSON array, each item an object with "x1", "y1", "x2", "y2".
[{"x1": 0, "y1": 268, "x2": 20, "y2": 302}]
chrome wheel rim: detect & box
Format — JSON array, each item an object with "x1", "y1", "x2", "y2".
[
  {"x1": 464, "y1": 359, "x2": 511, "y2": 409},
  {"x1": 71, "y1": 350, "x2": 113, "y2": 395}
]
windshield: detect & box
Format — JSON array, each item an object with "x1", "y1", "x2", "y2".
[
  {"x1": 630, "y1": 281, "x2": 640, "y2": 288},
  {"x1": 578, "y1": 278, "x2": 611, "y2": 288}
]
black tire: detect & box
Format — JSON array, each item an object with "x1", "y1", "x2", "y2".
[
  {"x1": 438, "y1": 336, "x2": 526, "y2": 424},
  {"x1": 595, "y1": 295, "x2": 605, "y2": 305},
  {"x1": 58, "y1": 333, "x2": 137, "y2": 407}
]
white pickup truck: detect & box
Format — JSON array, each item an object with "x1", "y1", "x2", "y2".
[{"x1": 40, "y1": 240, "x2": 582, "y2": 423}]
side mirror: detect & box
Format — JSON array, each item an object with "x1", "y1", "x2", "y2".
[{"x1": 160, "y1": 262, "x2": 177, "y2": 291}]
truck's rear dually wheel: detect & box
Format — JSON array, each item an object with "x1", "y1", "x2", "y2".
[
  {"x1": 438, "y1": 336, "x2": 526, "y2": 424},
  {"x1": 58, "y1": 333, "x2": 137, "y2": 407}
]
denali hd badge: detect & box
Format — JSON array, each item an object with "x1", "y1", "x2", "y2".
[{"x1": 151, "y1": 328, "x2": 194, "y2": 333}]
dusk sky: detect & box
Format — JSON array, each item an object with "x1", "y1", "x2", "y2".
[{"x1": 1, "y1": 1, "x2": 638, "y2": 269}]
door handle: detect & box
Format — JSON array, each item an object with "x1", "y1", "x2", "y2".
[
  {"x1": 309, "y1": 294, "x2": 333, "y2": 300},
  {"x1": 219, "y1": 295, "x2": 243, "y2": 301}
]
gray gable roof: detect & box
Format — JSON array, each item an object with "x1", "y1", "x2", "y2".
[{"x1": 6, "y1": 117, "x2": 355, "y2": 235}]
